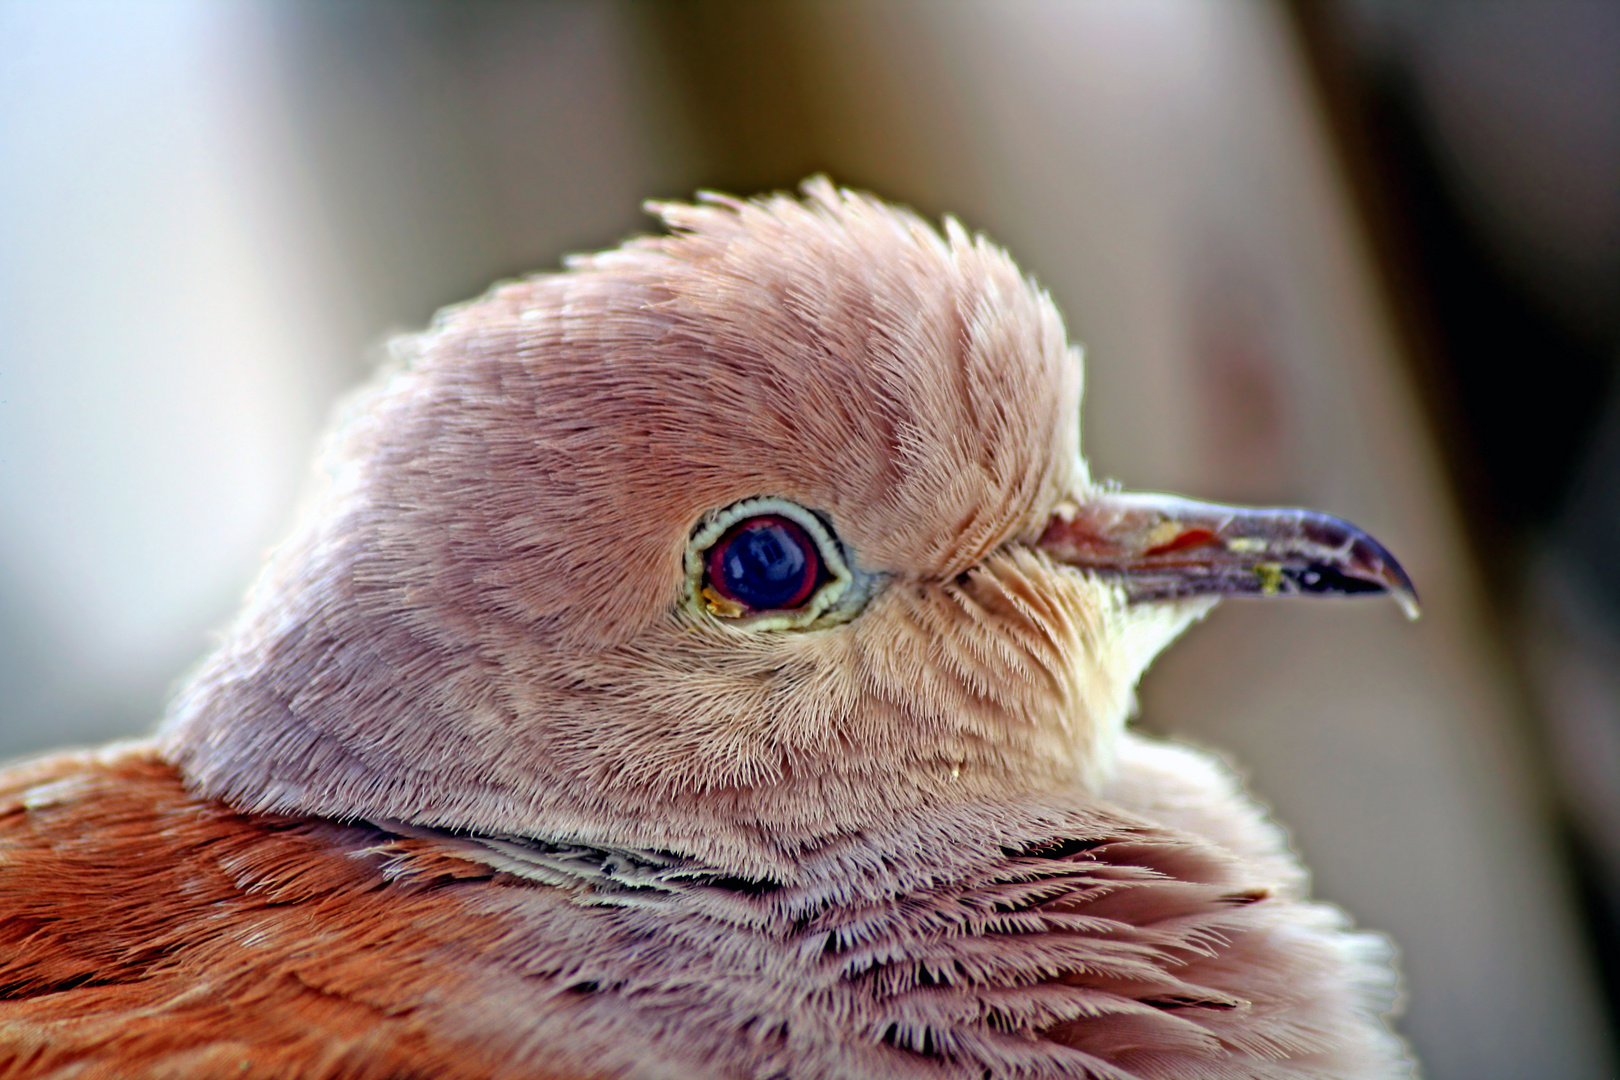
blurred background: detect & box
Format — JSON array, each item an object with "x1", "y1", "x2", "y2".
[{"x1": 1, "y1": 1, "x2": 1616, "y2": 1075}]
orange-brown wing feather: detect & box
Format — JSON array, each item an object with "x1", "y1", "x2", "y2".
[{"x1": 0, "y1": 746, "x2": 597, "y2": 1080}]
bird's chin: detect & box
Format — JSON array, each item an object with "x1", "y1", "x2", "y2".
[
  {"x1": 1058, "y1": 588, "x2": 1218, "y2": 792},
  {"x1": 1117, "y1": 593, "x2": 1221, "y2": 679}
]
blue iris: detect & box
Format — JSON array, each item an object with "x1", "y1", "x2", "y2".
[{"x1": 709, "y1": 516, "x2": 821, "y2": 611}]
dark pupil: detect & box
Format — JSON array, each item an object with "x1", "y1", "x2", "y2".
[{"x1": 714, "y1": 517, "x2": 818, "y2": 610}]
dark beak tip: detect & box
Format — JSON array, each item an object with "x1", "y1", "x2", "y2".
[{"x1": 1352, "y1": 532, "x2": 1422, "y2": 621}]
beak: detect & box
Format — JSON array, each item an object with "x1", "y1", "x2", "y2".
[{"x1": 1036, "y1": 491, "x2": 1420, "y2": 620}]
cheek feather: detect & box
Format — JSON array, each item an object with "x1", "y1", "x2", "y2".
[{"x1": 809, "y1": 549, "x2": 1133, "y2": 788}]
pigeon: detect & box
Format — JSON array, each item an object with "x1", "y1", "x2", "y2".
[{"x1": 0, "y1": 180, "x2": 1418, "y2": 1079}]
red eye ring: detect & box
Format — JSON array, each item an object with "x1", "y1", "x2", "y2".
[{"x1": 704, "y1": 515, "x2": 824, "y2": 613}]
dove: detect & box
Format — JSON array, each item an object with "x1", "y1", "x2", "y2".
[{"x1": 0, "y1": 180, "x2": 1417, "y2": 1079}]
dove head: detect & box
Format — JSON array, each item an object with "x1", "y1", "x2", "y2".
[{"x1": 161, "y1": 181, "x2": 1413, "y2": 871}]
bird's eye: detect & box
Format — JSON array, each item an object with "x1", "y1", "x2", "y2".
[
  {"x1": 705, "y1": 515, "x2": 824, "y2": 613},
  {"x1": 685, "y1": 497, "x2": 867, "y2": 630}
]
